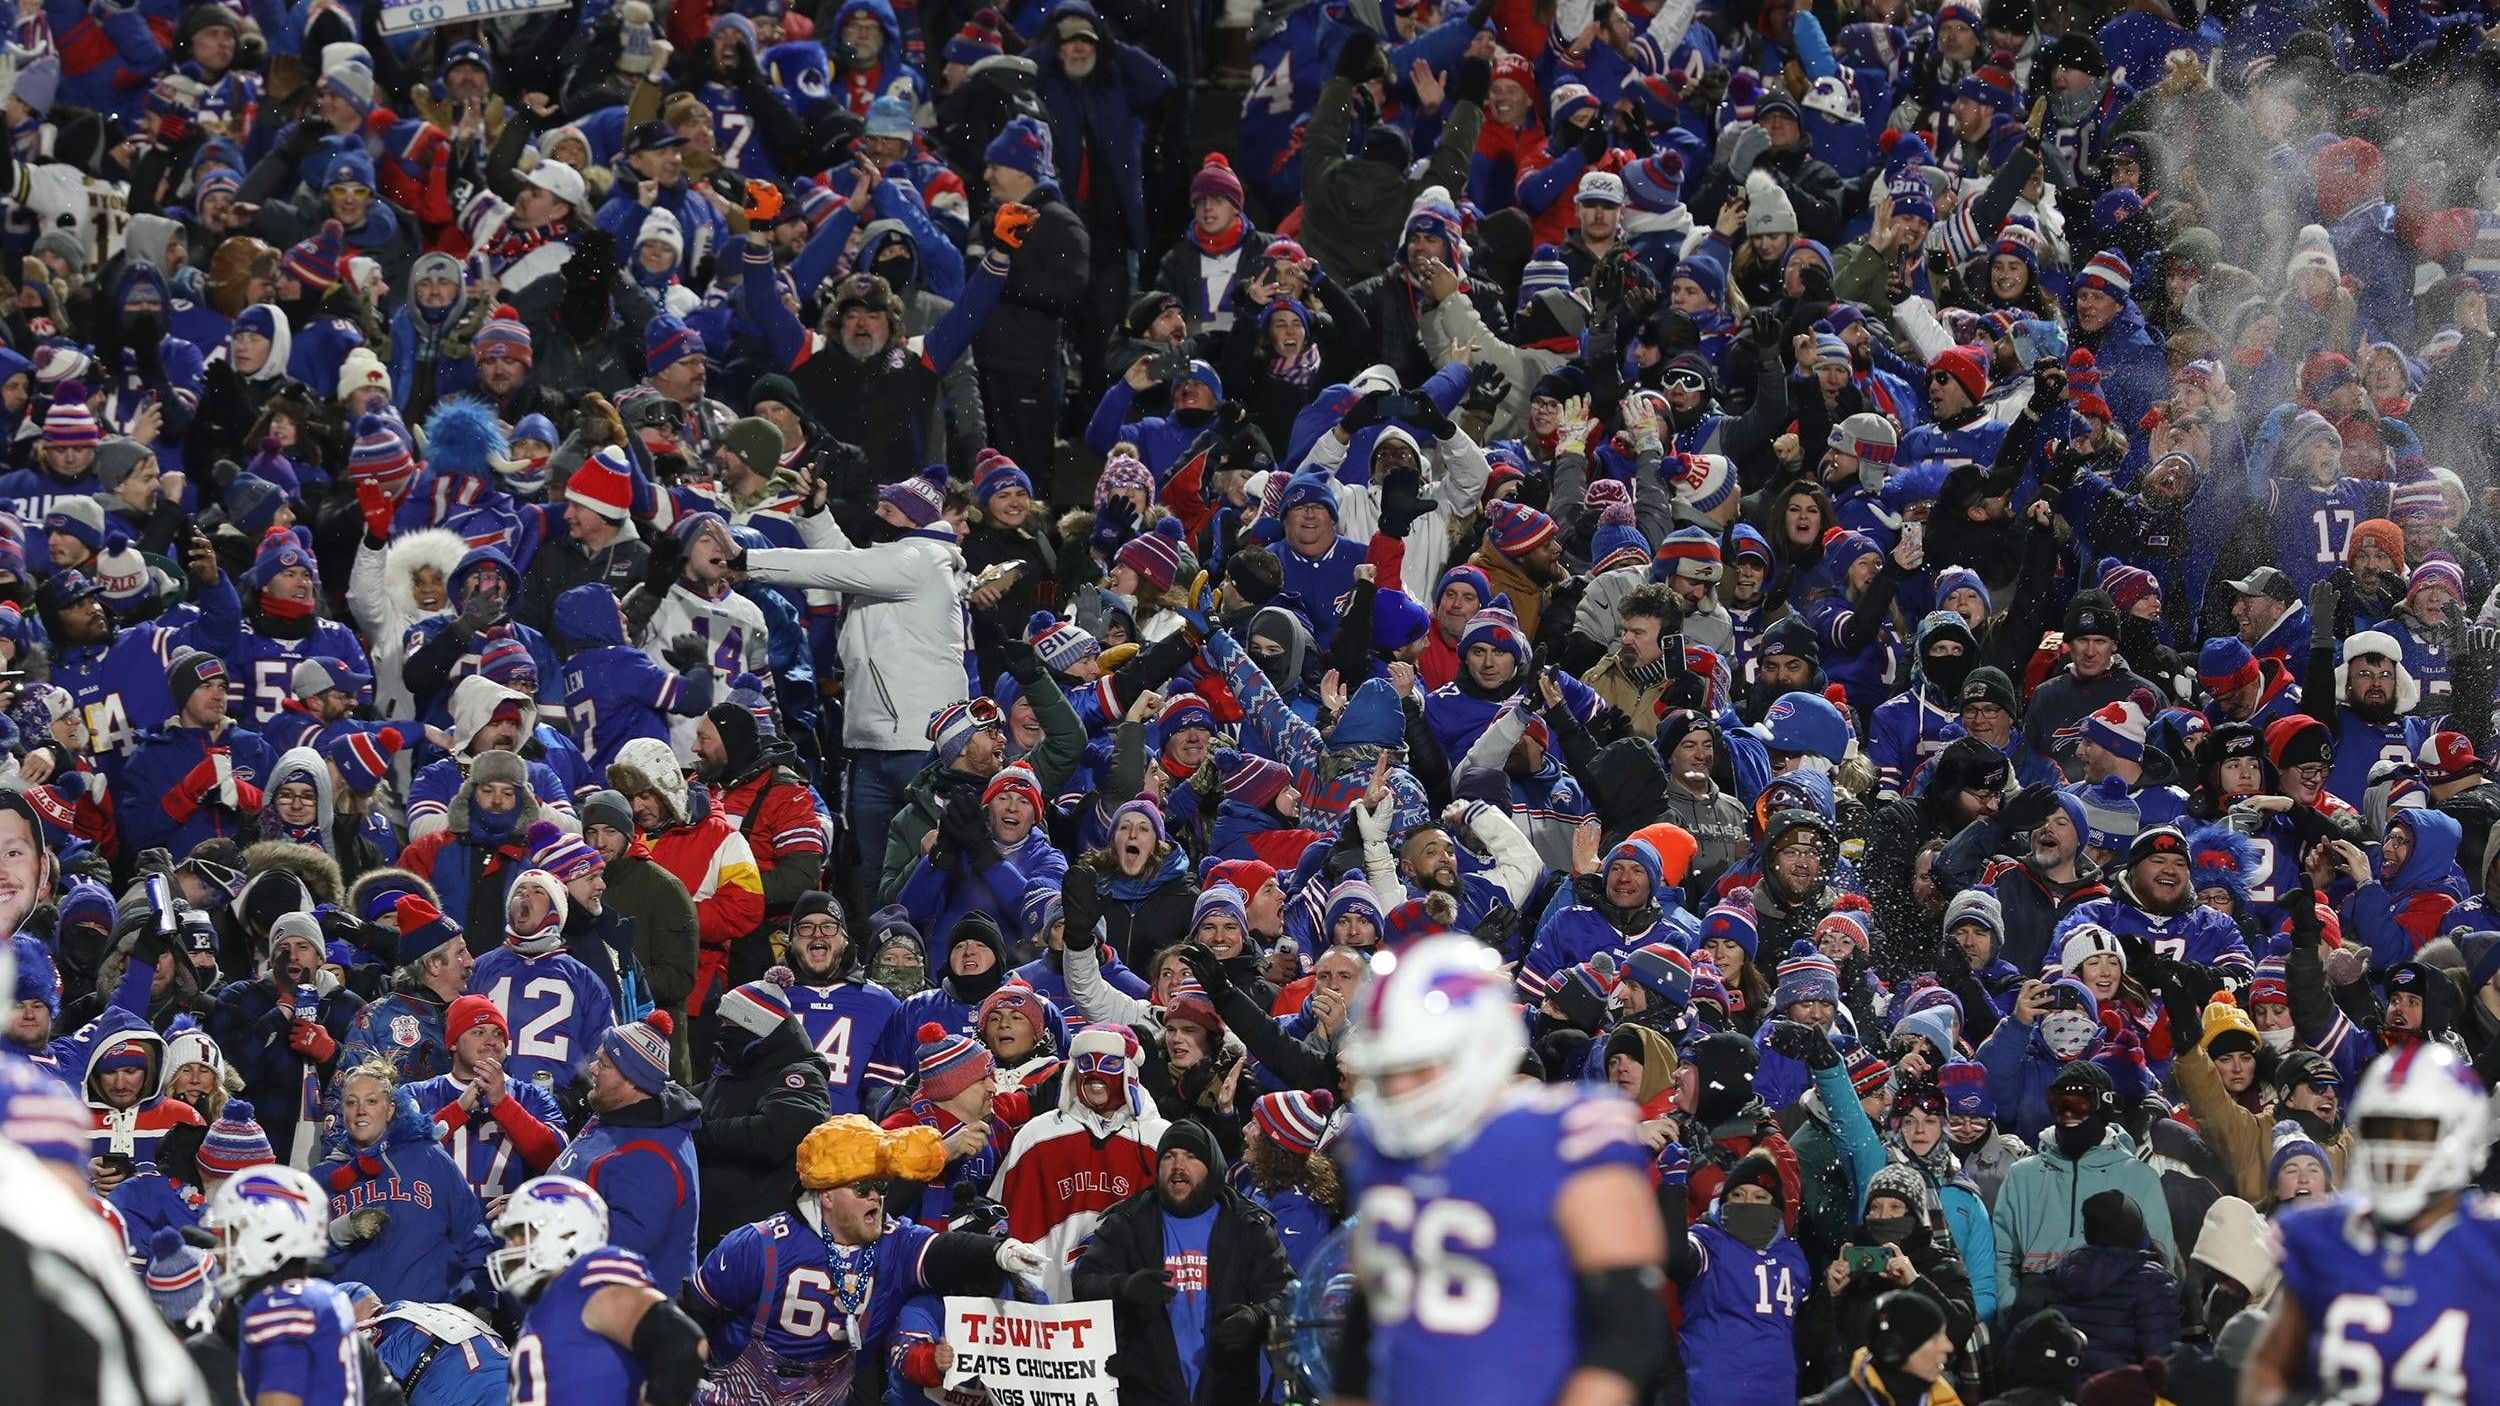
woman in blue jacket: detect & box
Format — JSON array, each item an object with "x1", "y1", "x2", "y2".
[{"x1": 315, "y1": 1059, "x2": 492, "y2": 1306}]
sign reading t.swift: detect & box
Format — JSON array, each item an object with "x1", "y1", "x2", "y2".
[
  {"x1": 377, "y1": 0, "x2": 569, "y2": 34},
  {"x1": 942, "y1": 1298, "x2": 1121, "y2": 1406}
]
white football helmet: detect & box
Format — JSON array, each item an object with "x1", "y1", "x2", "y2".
[
  {"x1": 490, "y1": 1175, "x2": 610, "y2": 1297},
  {"x1": 2348, "y1": 1043, "x2": 2493, "y2": 1225},
  {"x1": 1342, "y1": 936, "x2": 1524, "y2": 1159},
  {"x1": 200, "y1": 1165, "x2": 330, "y2": 1296}
]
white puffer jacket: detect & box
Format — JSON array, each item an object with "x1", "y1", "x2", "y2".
[{"x1": 744, "y1": 509, "x2": 971, "y2": 752}]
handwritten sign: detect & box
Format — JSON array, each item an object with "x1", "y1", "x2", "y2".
[
  {"x1": 377, "y1": 0, "x2": 570, "y2": 35},
  {"x1": 942, "y1": 1298, "x2": 1120, "y2": 1406}
]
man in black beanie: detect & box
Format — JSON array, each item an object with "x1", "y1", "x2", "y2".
[
  {"x1": 1073, "y1": 1119, "x2": 1294, "y2": 1406},
  {"x1": 1803, "y1": 1288, "x2": 1952, "y2": 1403},
  {"x1": 1987, "y1": 1308, "x2": 2089, "y2": 1406},
  {"x1": 2025, "y1": 589, "x2": 2163, "y2": 773}
]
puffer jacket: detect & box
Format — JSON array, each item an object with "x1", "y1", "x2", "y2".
[
  {"x1": 695, "y1": 1016, "x2": 831, "y2": 1245},
  {"x1": 2043, "y1": 1243, "x2": 2180, "y2": 1373},
  {"x1": 745, "y1": 507, "x2": 970, "y2": 753}
]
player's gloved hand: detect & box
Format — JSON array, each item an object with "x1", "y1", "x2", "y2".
[
  {"x1": 1210, "y1": 1304, "x2": 1268, "y2": 1351},
  {"x1": 993, "y1": 1238, "x2": 1049, "y2": 1278},
  {"x1": 1119, "y1": 1268, "x2": 1177, "y2": 1306}
]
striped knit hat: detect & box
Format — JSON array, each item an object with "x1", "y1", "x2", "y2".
[
  {"x1": 322, "y1": 726, "x2": 403, "y2": 795},
  {"x1": 1458, "y1": 594, "x2": 1527, "y2": 662},
  {"x1": 1165, "y1": 972, "x2": 1222, "y2": 1032},
  {"x1": 1216, "y1": 748, "x2": 1292, "y2": 809},
  {"x1": 880, "y1": 465, "x2": 950, "y2": 529},
  {"x1": 926, "y1": 699, "x2": 996, "y2": 765},
  {"x1": 2411, "y1": 558, "x2": 2468, "y2": 603},
  {"x1": 1622, "y1": 941, "x2": 1694, "y2": 1008},
  {"x1": 1484, "y1": 499, "x2": 1558, "y2": 559},
  {"x1": 1515, "y1": 245, "x2": 1572, "y2": 311},
  {"x1": 914, "y1": 1020, "x2": 994, "y2": 1100},
  {"x1": 477, "y1": 637, "x2": 536, "y2": 690},
  {"x1": 644, "y1": 314, "x2": 703, "y2": 374},
  {"x1": 1938, "y1": 1058, "x2": 1993, "y2": 1117},
  {"x1": 1651, "y1": 525, "x2": 1723, "y2": 582},
  {"x1": 1846, "y1": 1047, "x2": 1893, "y2": 1098},
  {"x1": 1771, "y1": 941, "x2": 1841, "y2": 1009},
  {"x1": 1156, "y1": 692, "x2": 1215, "y2": 738},
  {"x1": 981, "y1": 761, "x2": 1044, "y2": 813},
  {"x1": 972, "y1": 451, "x2": 1031, "y2": 508},
  {"x1": 40, "y1": 397, "x2": 99, "y2": 447},
  {"x1": 720, "y1": 968, "x2": 797, "y2": 1038},
  {"x1": 1115, "y1": 517, "x2": 1186, "y2": 591},
  {"x1": 2076, "y1": 249, "x2": 2133, "y2": 300},
  {"x1": 1701, "y1": 900, "x2": 1760, "y2": 962},
  {"x1": 474, "y1": 304, "x2": 532, "y2": 365},
  {"x1": 346, "y1": 413, "x2": 415, "y2": 492},
  {"x1": 599, "y1": 1012, "x2": 676, "y2": 1094},
  {"x1": 1670, "y1": 451, "x2": 1737, "y2": 516},
  {"x1": 196, "y1": 1098, "x2": 276, "y2": 1176},
  {"x1": 526, "y1": 818, "x2": 603, "y2": 882},
  {"x1": 280, "y1": 219, "x2": 349, "y2": 292},
  {"x1": 1253, "y1": 1088, "x2": 1335, "y2": 1156},
  {"x1": 1024, "y1": 611, "x2": 1100, "y2": 674},
  {"x1": 2391, "y1": 477, "x2": 2450, "y2": 524},
  {"x1": 565, "y1": 448, "x2": 635, "y2": 521},
  {"x1": 144, "y1": 1226, "x2": 216, "y2": 1325},
  {"x1": 2247, "y1": 954, "x2": 2290, "y2": 1009},
  {"x1": 392, "y1": 894, "x2": 462, "y2": 966}
]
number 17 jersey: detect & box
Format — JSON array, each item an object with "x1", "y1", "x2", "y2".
[
  {"x1": 1341, "y1": 1085, "x2": 1650, "y2": 1406},
  {"x1": 2280, "y1": 1189, "x2": 2500, "y2": 1405}
]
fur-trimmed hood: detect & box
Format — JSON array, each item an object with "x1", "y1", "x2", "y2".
[
  {"x1": 243, "y1": 837, "x2": 344, "y2": 907},
  {"x1": 607, "y1": 736, "x2": 688, "y2": 827},
  {"x1": 382, "y1": 527, "x2": 468, "y2": 622},
  {"x1": 347, "y1": 865, "x2": 438, "y2": 925}
]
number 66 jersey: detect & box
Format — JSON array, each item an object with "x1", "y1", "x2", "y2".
[
  {"x1": 1342, "y1": 1085, "x2": 1649, "y2": 1406},
  {"x1": 2279, "y1": 1190, "x2": 2500, "y2": 1405}
]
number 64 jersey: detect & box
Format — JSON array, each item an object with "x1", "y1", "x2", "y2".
[
  {"x1": 1341, "y1": 1085, "x2": 1651, "y2": 1406},
  {"x1": 2280, "y1": 1190, "x2": 2500, "y2": 1405}
]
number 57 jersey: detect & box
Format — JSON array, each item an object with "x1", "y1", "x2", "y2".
[
  {"x1": 2280, "y1": 1190, "x2": 2500, "y2": 1405},
  {"x1": 1342, "y1": 1085, "x2": 1650, "y2": 1406}
]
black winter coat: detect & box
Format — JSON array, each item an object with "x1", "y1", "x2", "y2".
[
  {"x1": 974, "y1": 188, "x2": 1089, "y2": 376},
  {"x1": 1071, "y1": 1185, "x2": 1294, "y2": 1406},
  {"x1": 2042, "y1": 1244, "x2": 2181, "y2": 1375},
  {"x1": 694, "y1": 1017, "x2": 832, "y2": 1246}
]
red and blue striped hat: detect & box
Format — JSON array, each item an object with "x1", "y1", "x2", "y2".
[{"x1": 1253, "y1": 1088, "x2": 1335, "y2": 1156}]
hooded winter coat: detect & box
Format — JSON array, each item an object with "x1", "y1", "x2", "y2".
[
  {"x1": 695, "y1": 1014, "x2": 830, "y2": 1245},
  {"x1": 2347, "y1": 807, "x2": 2467, "y2": 964},
  {"x1": 991, "y1": 1027, "x2": 1171, "y2": 1301},
  {"x1": 1991, "y1": 1123, "x2": 2178, "y2": 1309},
  {"x1": 610, "y1": 737, "x2": 765, "y2": 1017},
  {"x1": 347, "y1": 526, "x2": 466, "y2": 719},
  {"x1": 314, "y1": 1089, "x2": 493, "y2": 1304}
]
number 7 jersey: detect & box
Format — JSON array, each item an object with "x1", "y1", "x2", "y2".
[
  {"x1": 1341, "y1": 1085, "x2": 1651, "y2": 1406},
  {"x1": 2280, "y1": 1190, "x2": 2500, "y2": 1404}
]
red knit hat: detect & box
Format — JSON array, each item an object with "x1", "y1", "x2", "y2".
[{"x1": 1928, "y1": 345, "x2": 1987, "y2": 403}]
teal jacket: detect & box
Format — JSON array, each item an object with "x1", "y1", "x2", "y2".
[{"x1": 1990, "y1": 1123, "x2": 2177, "y2": 1325}]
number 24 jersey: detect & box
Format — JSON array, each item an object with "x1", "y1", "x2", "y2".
[
  {"x1": 2281, "y1": 1189, "x2": 2500, "y2": 1405},
  {"x1": 1341, "y1": 1085, "x2": 1650, "y2": 1406}
]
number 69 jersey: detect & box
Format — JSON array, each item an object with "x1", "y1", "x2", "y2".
[
  {"x1": 1341, "y1": 1085, "x2": 1650, "y2": 1406},
  {"x1": 2280, "y1": 1190, "x2": 2500, "y2": 1405},
  {"x1": 689, "y1": 1206, "x2": 941, "y2": 1373}
]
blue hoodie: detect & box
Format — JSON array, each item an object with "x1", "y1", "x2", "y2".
[
  {"x1": 554, "y1": 583, "x2": 713, "y2": 772},
  {"x1": 2350, "y1": 808, "x2": 2469, "y2": 966},
  {"x1": 314, "y1": 1090, "x2": 493, "y2": 1305},
  {"x1": 401, "y1": 545, "x2": 565, "y2": 727}
]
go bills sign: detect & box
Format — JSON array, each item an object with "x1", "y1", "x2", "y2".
[{"x1": 379, "y1": 0, "x2": 569, "y2": 33}]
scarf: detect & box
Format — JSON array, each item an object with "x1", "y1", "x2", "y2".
[
  {"x1": 1269, "y1": 341, "x2": 1322, "y2": 384},
  {"x1": 1624, "y1": 654, "x2": 1674, "y2": 688},
  {"x1": 485, "y1": 216, "x2": 569, "y2": 274},
  {"x1": 258, "y1": 594, "x2": 316, "y2": 623},
  {"x1": 1190, "y1": 213, "x2": 1249, "y2": 257}
]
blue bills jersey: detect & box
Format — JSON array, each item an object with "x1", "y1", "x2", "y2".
[
  {"x1": 469, "y1": 949, "x2": 618, "y2": 1092},
  {"x1": 2279, "y1": 1190, "x2": 2500, "y2": 1406},
  {"x1": 788, "y1": 980, "x2": 914, "y2": 1115},
  {"x1": 1341, "y1": 1084, "x2": 1650, "y2": 1406},
  {"x1": 1680, "y1": 1221, "x2": 1809, "y2": 1406},
  {"x1": 509, "y1": 1248, "x2": 656, "y2": 1406},
  {"x1": 238, "y1": 1277, "x2": 366, "y2": 1406}
]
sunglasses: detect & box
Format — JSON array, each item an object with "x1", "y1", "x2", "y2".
[
  {"x1": 1074, "y1": 1050, "x2": 1130, "y2": 1077},
  {"x1": 1927, "y1": 371, "x2": 1955, "y2": 385},
  {"x1": 2301, "y1": 1077, "x2": 2340, "y2": 1094},
  {"x1": 329, "y1": 183, "x2": 373, "y2": 199}
]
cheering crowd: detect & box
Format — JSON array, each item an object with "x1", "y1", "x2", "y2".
[{"x1": 1, "y1": 0, "x2": 2499, "y2": 1402}]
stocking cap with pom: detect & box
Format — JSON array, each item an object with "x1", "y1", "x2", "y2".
[
  {"x1": 145, "y1": 1225, "x2": 217, "y2": 1327},
  {"x1": 1253, "y1": 1087, "x2": 1335, "y2": 1156},
  {"x1": 599, "y1": 1012, "x2": 675, "y2": 1094},
  {"x1": 1115, "y1": 516, "x2": 1187, "y2": 591},
  {"x1": 913, "y1": 1020, "x2": 994, "y2": 1101},
  {"x1": 719, "y1": 967, "x2": 797, "y2": 1038},
  {"x1": 879, "y1": 465, "x2": 951, "y2": 529}
]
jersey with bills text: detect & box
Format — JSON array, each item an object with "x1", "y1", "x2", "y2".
[
  {"x1": 789, "y1": 980, "x2": 914, "y2": 1114},
  {"x1": 237, "y1": 1276, "x2": 366, "y2": 1406},
  {"x1": 468, "y1": 949, "x2": 618, "y2": 1091},
  {"x1": 1341, "y1": 1084, "x2": 1649, "y2": 1406},
  {"x1": 1680, "y1": 1220, "x2": 1809, "y2": 1406},
  {"x1": 404, "y1": 1073, "x2": 570, "y2": 1199},
  {"x1": 509, "y1": 1248, "x2": 654, "y2": 1406},
  {"x1": 2279, "y1": 1190, "x2": 2500, "y2": 1406}
]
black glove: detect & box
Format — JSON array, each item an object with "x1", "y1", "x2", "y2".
[
  {"x1": 937, "y1": 794, "x2": 988, "y2": 857},
  {"x1": 1211, "y1": 1304, "x2": 1267, "y2": 1351},
  {"x1": 1461, "y1": 364, "x2": 1511, "y2": 415},
  {"x1": 1577, "y1": 121, "x2": 1608, "y2": 163},
  {"x1": 1932, "y1": 939, "x2": 1973, "y2": 993},
  {"x1": 1746, "y1": 308, "x2": 1782, "y2": 346},
  {"x1": 1333, "y1": 32, "x2": 1379, "y2": 82},
  {"x1": 661, "y1": 634, "x2": 707, "y2": 673},
  {"x1": 1472, "y1": 899, "x2": 1521, "y2": 955},
  {"x1": 2307, "y1": 577, "x2": 2341, "y2": 633},
  {"x1": 1179, "y1": 942, "x2": 1233, "y2": 999},
  {"x1": 1767, "y1": 1018, "x2": 1840, "y2": 1070},
  {"x1": 1797, "y1": 261, "x2": 1834, "y2": 304},
  {"x1": 2287, "y1": 876, "x2": 2323, "y2": 950},
  {"x1": 2031, "y1": 357, "x2": 2067, "y2": 410},
  {"x1": 642, "y1": 531, "x2": 686, "y2": 594},
  {"x1": 1998, "y1": 784, "x2": 2060, "y2": 837},
  {"x1": 1089, "y1": 496, "x2": 1140, "y2": 557},
  {"x1": 1449, "y1": 55, "x2": 1491, "y2": 107},
  {"x1": 1121, "y1": 1268, "x2": 1178, "y2": 1306},
  {"x1": 1413, "y1": 401, "x2": 1457, "y2": 441},
  {"x1": 1060, "y1": 865, "x2": 1101, "y2": 949},
  {"x1": 2114, "y1": 929, "x2": 2168, "y2": 990},
  {"x1": 1342, "y1": 388, "x2": 1394, "y2": 434},
  {"x1": 2161, "y1": 970, "x2": 2205, "y2": 1049},
  {"x1": 1001, "y1": 638, "x2": 1046, "y2": 686},
  {"x1": 453, "y1": 591, "x2": 502, "y2": 635}
]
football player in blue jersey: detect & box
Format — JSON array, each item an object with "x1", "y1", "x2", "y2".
[
  {"x1": 198, "y1": 1165, "x2": 391, "y2": 1406},
  {"x1": 682, "y1": 1114, "x2": 1051, "y2": 1403},
  {"x1": 491, "y1": 1175, "x2": 711, "y2": 1406},
  {"x1": 1334, "y1": 935, "x2": 1668, "y2": 1406},
  {"x1": 2246, "y1": 1043, "x2": 2500, "y2": 1406}
]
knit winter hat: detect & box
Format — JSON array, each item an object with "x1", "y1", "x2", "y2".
[
  {"x1": 1928, "y1": 345, "x2": 1987, "y2": 403},
  {"x1": 474, "y1": 304, "x2": 532, "y2": 365},
  {"x1": 599, "y1": 1013, "x2": 676, "y2": 1094},
  {"x1": 981, "y1": 761, "x2": 1044, "y2": 815},
  {"x1": 1191, "y1": 882, "x2": 1250, "y2": 937},
  {"x1": 1023, "y1": 610, "x2": 1099, "y2": 674},
  {"x1": 144, "y1": 1226, "x2": 216, "y2": 1326},
  {"x1": 720, "y1": 968, "x2": 797, "y2": 1039},
  {"x1": 41, "y1": 496, "x2": 104, "y2": 553},
  {"x1": 1700, "y1": 901, "x2": 1760, "y2": 962},
  {"x1": 40, "y1": 397, "x2": 100, "y2": 447},
  {"x1": 196, "y1": 1098, "x2": 276, "y2": 1176},
  {"x1": 526, "y1": 818, "x2": 603, "y2": 882},
  {"x1": 1515, "y1": 245, "x2": 1573, "y2": 311},
  {"x1": 1115, "y1": 517, "x2": 1186, "y2": 591},
  {"x1": 1216, "y1": 748, "x2": 1293, "y2": 810},
  {"x1": 1189, "y1": 152, "x2": 1243, "y2": 207},
  {"x1": 925, "y1": 699, "x2": 998, "y2": 765},
  {"x1": 391, "y1": 894, "x2": 462, "y2": 967},
  {"x1": 1771, "y1": 941, "x2": 1842, "y2": 1010},
  {"x1": 445, "y1": 994, "x2": 506, "y2": 1047},
  {"x1": 880, "y1": 465, "x2": 950, "y2": 529},
  {"x1": 1938, "y1": 1058, "x2": 1993, "y2": 1117},
  {"x1": 1484, "y1": 499, "x2": 1557, "y2": 558},
  {"x1": 644, "y1": 314, "x2": 703, "y2": 375},
  {"x1": 280, "y1": 219, "x2": 349, "y2": 292},
  {"x1": 1253, "y1": 1088, "x2": 1334, "y2": 1156},
  {"x1": 914, "y1": 1020, "x2": 995, "y2": 1101},
  {"x1": 983, "y1": 115, "x2": 1055, "y2": 180},
  {"x1": 973, "y1": 453, "x2": 1033, "y2": 508},
  {"x1": 2075, "y1": 250, "x2": 2133, "y2": 300},
  {"x1": 2266, "y1": 1118, "x2": 2330, "y2": 1187}
]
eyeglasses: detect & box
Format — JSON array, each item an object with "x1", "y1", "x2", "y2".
[
  {"x1": 2287, "y1": 763, "x2": 2330, "y2": 781},
  {"x1": 1771, "y1": 841, "x2": 1828, "y2": 860},
  {"x1": 1074, "y1": 1051, "x2": 1130, "y2": 1077},
  {"x1": 792, "y1": 919, "x2": 843, "y2": 938}
]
